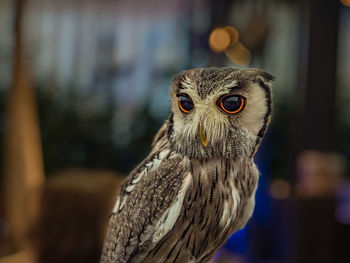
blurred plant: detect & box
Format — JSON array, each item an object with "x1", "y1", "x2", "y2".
[{"x1": 36, "y1": 79, "x2": 164, "y2": 175}]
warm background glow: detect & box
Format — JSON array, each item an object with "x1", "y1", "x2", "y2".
[
  {"x1": 209, "y1": 28, "x2": 232, "y2": 53},
  {"x1": 340, "y1": 0, "x2": 350, "y2": 7},
  {"x1": 225, "y1": 41, "x2": 251, "y2": 66},
  {"x1": 209, "y1": 26, "x2": 249, "y2": 65}
]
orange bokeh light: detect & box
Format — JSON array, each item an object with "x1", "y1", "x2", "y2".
[
  {"x1": 224, "y1": 26, "x2": 239, "y2": 46},
  {"x1": 340, "y1": 0, "x2": 350, "y2": 7},
  {"x1": 209, "y1": 28, "x2": 231, "y2": 53},
  {"x1": 209, "y1": 25, "x2": 250, "y2": 66},
  {"x1": 225, "y1": 41, "x2": 251, "y2": 66},
  {"x1": 209, "y1": 26, "x2": 240, "y2": 53}
]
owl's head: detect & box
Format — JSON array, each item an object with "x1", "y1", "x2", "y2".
[{"x1": 167, "y1": 67, "x2": 274, "y2": 160}]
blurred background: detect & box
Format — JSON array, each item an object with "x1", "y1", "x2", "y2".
[{"x1": 0, "y1": 0, "x2": 350, "y2": 262}]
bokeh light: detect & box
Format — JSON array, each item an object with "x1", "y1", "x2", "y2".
[
  {"x1": 225, "y1": 41, "x2": 251, "y2": 66},
  {"x1": 270, "y1": 179, "x2": 291, "y2": 200},
  {"x1": 340, "y1": 0, "x2": 350, "y2": 7},
  {"x1": 209, "y1": 25, "x2": 250, "y2": 66},
  {"x1": 209, "y1": 28, "x2": 232, "y2": 53},
  {"x1": 224, "y1": 26, "x2": 240, "y2": 45},
  {"x1": 209, "y1": 26, "x2": 239, "y2": 53}
]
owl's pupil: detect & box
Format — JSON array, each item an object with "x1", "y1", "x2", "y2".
[
  {"x1": 219, "y1": 95, "x2": 245, "y2": 114},
  {"x1": 179, "y1": 96, "x2": 194, "y2": 112},
  {"x1": 222, "y1": 96, "x2": 240, "y2": 111}
]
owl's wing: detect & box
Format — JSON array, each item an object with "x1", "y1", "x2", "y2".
[{"x1": 100, "y1": 152, "x2": 192, "y2": 263}]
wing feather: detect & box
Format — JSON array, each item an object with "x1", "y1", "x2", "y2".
[
  {"x1": 100, "y1": 153, "x2": 191, "y2": 263},
  {"x1": 152, "y1": 172, "x2": 191, "y2": 243}
]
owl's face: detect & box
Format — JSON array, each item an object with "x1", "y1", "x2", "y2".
[{"x1": 167, "y1": 67, "x2": 274, "y2": 160}]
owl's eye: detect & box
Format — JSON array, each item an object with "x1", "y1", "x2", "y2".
[
  {"x1": 178, "y1": 95, "x2": 194, "y2": 113},
  {"x1": 218, "y1": 95, "x2": 245, "y2": 114}
]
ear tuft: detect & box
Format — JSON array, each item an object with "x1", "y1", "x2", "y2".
[{"x1": 259, "y1": 71, "x2": 275, "y2": 82}]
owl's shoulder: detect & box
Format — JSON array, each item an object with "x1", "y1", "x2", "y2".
[
  {"x1": 114, "y1": 149, "x2": 187, "y2": 212},
  {"x1": 151, "y1": 120, "x2": 169, "y2": 148},
  {"x1": 102, "y1": 150, "x2": 192, "y2": 262}
]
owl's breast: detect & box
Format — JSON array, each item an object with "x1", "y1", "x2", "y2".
[
  {"x1": 218, "y1": 161, "x2": 259, "y2": 234},
  {"x1": 143, "y1": 159, "x2": 259, "y2": 263}
]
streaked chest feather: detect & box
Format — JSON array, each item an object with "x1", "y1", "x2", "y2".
[{"x1": 145, "y1": 158, "x2": 259, "y2": 263}]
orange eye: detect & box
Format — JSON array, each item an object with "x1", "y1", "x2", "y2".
[
  {"x1": 178, "y1": 95, "x2": 194, "y2": 113},
  {"x1": 218, "y1": 95, "x2": 245, "y2": 114}
]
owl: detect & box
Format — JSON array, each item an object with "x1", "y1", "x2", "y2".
[{"x1": 100, "y1": 67, "x2": 274, "y2": 263}]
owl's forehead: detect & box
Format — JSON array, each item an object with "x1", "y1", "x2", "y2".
[{"x1": 173, "y1": 67, "x2": 244, "y2": 99}]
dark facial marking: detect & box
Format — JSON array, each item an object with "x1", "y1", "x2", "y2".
[{"x1": 253, "y1": 79, "x2": 272, "y2": 151}]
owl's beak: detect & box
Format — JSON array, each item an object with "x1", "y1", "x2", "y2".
[{"x1": 199, "y1": 122, "x2": 207, "y2": 147}]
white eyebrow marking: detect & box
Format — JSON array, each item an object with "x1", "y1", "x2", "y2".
[
  {"x1": 180, "y1": 76, "x2": 196, "y2": 90},
  {"x1": 205, "y1": 80, "x2": 239, "y2": 101},
  {"x1": 218, "y1": 79, "x2": 238, "y2": 91}
]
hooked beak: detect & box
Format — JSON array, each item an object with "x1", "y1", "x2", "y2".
[{"x1": 199, "y1": 121, "x2": 207, "y2": 147}]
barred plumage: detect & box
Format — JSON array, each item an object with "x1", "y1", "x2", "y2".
[{"x1": 101, "y1": 67, "x2": 274, "y2": 263}]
